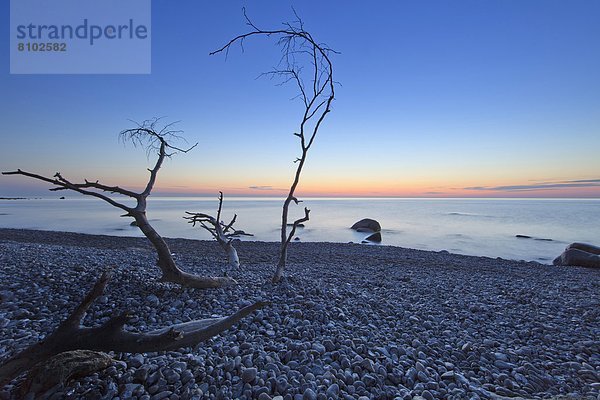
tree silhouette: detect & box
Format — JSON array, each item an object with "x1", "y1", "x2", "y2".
[
  {"x1": 211, "y1": 9, "x2": 336, "y2": 283},
  {"x1": 3, "y1": 119, "x2": 235, "y2": 289}
]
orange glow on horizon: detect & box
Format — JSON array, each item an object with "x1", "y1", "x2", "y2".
[{"x1": 151, "y1": 180, "x2": 600, "y2": 198}]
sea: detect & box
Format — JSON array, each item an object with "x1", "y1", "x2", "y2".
[{"x1": 1, "y1": 197, "x2": 599, "y2": 264}]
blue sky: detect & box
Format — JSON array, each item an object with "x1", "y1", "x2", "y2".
[{"x1": 1, "y1": 0, "x2": 599, "y2": 197}]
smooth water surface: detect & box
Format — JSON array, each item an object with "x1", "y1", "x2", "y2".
[{"x1": 1, "y1": 197, "x2": 598, "y2": 263}]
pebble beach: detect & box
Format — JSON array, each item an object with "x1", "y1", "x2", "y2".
[{"x1": 0, "y1": 228, "x2": 598, "y2": 400}]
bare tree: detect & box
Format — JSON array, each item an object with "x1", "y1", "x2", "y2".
[
  {"x1": 184, "y1": 192, "x2": 253, "y2": 269},
  {"x1": 2, "y1": 119, "x2": 234, "y2": 289},
  {"x1": 0, "y1": 269, "x2": 265, "y2": 387},
  {"x1": 211, "y1": 9, "x2": 336, "y2": 283}
]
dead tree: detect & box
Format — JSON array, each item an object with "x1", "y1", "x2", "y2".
[
  {"x1": 184, "y1": 192, "x2": 253, "y2": 269},
  {"x1": 2, "y1": 119, "x2": 234, "y2": 289},
  {"x1": 211, "y1": 9, "x2": 336, "y2": 283},
  {"x1": 0, "y1": 269, "x2": 265, "y2": 387}
]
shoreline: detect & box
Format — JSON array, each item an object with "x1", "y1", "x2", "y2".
[
  {"x1": 0, "y1": 227, "x2": 552, "y2": 266},
  {"x1": 0, "y1": 228, "x2": 598, "y2": 399}
]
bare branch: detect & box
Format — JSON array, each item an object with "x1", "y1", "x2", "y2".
[
  {"x1": 286, "y1": 207, "x2": 310, "y2": 244},
  {"x1": 2, "y1": 170, "x2": 133, "y2": 213},
  {"x1": 185, "y1": 193, "x2": 251, "y2": 269}
]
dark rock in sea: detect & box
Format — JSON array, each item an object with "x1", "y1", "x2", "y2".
[
  {"x1": 517, "y1": 234, "x2": 553, "y2": 241},
  {"x1": 294, "y1": 237, "x2": 300, "y2": 241},
  {"x1": 365, "y1": 232, "x2": 382, "y2": 243},
  {"x1": 287, "y1": 223, "x2": 305, "y2": 228},
  {"x1": 59, "y1": 196, "x2": 65, "y2": 200},
  {"x1": 130, "y1": 221, "x2": 138, "y2": 227},
  {"x1": 554, "y1": 242, "x2": 600, "y2": 268},
  {"x1": 351, "y1": 218, "x2": 381, "y2": 232}
]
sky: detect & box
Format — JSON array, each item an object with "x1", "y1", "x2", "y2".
[{"x1": 1, "y1": 0, "x2": 599, "y2": 198}]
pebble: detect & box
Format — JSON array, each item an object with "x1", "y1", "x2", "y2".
[
  {"x1": 242, "y1": 367, "x2": 257, "y2": 383},
  {"x1": 303, "y1": 388, "x2": 317, "y2": 400}
]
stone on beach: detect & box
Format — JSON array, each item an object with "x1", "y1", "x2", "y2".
[{"x1": 554, "y1": 242, "x2": 600, "y2": 268}]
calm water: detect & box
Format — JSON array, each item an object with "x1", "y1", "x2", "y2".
[{"x1": 1, "y1": 197, "x2": 599, "y2": 263}]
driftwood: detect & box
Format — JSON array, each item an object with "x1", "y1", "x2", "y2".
[
  {"x1": 21, "y1": 350, "x2": 113, "y2": 396},
  {"x1": 211, "y1": 9, "x2": 336, "y2": 283},
  {"x1": 184, "y1": 192, "x2": 253, "y2": 269},
  {"x1": 2, "y1": 119, "x2": 234, "y2": 289},
  {"x1": 0, "y1": 270, "x2": 265, "y2": 387}
]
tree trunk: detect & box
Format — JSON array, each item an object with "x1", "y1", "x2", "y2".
[
  {"x1": 272, "y1": 248, "x2": 287, "y2": 283},
  {"x1": 273, "y1": 198, "x2": 292, "y2": 283},
  {"x1": 222, "y1": 241, "x2": 240, "y2": 269},
  {"x1": 133, "y1": 213, "x2": 235, "y2": 288}
]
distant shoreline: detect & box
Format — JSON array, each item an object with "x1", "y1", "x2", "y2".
[
  {"x1": 0, "y1": 227, "x2": 551, "y2": 265},
  {"x1": 0, "y1": 197, "x2": 42, "y2": 200}
]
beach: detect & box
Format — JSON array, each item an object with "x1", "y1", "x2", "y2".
[{"x1": 0, "y1": 228, "x2": 598, "y2": 399}]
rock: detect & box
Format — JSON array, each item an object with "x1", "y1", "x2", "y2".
[
  {"x1": 364, "y1": 232, "x2": 381, "y2": 243},
  {"x1": 441, "y1": 371, "x2": 455, "y2": 379},
  {"x1": 133, "y1": 366, "x2": 149, "y2": 383},
  {"x1": 326, "y1": 383, "x2": 339, "y2": 398},
  {"x1": 150, "y1": 391, "x2": 172, "y2": 400},
  {"x1": 312, "y1": 343, "x2": 326, "y2": 354},
  {"x1": 258, "y1": 393, "x2": 272, "y2": 400},
  {"x1": 120, "y1": 383, "x2": 142, "y2": 398},
  {"x1": 130, "y1": 220, "x2": 139, "y2": 227},
  {"x1": 516, "y1": 235, "x2": 532, "y2": 239},
  {"x1": 421, "y1": 391, "x2": 434, "y2": 400},
  {"x1": 163, "y1": 369, "x2": 180, "y2": 384},
  {"x1": 242, "y1": 367, "x2": 257, "y2": 383},
  {"x1": 553, "y1": 243, "x2": 600, "y2": 268},
  {"x1": 323, "y1": 339, "x2": 336, "y2": 352},
  {"x1": 494, "y1": 360, "x2": 516, "y2": 370},
  {"x1": 146, "y1": 294, "x2": 160, "y2": 307},
  {"x1": 128, "y1": 354, "x2": 145, "y2": 368},
  {"x1": 303, "y1": 388, "x2": 317, "y2": 400},
  {"x1": 287, "y1": 223, "x2": 305, "y2": 228},
  {"x1": 350, "y1": 218, "x2": 381, "y2": 232},
  {"x1": 362, "y1": 374, "x2": 377, "y2": 386}
]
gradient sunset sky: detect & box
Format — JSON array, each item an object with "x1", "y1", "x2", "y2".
[{"x1": 1, "y1": 1, "x2": 599, "y2": 198}]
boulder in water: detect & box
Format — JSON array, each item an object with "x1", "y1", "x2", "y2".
[
  {"x1": 365, "y1": 232, "x2": 382, "y2": 243},
  {"x1": 351, "y1": 218, "x2": 381, "y2": 232},
  {"x1": 553, "y1": 242, "x2": 600, "y2": 268}
]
